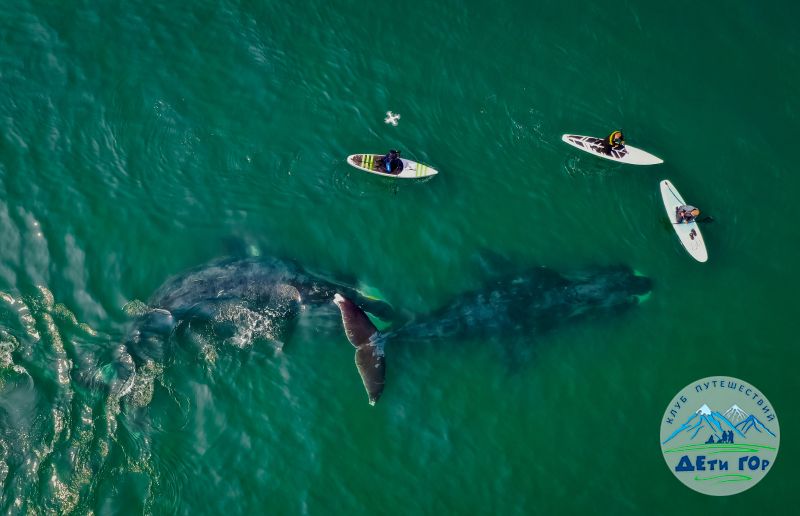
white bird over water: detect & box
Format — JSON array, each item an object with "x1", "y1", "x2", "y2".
[{"x1": 384, "y1": 111, "x2": 400, "y2": 126}]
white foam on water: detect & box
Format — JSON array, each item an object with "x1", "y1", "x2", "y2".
[{"x1": 213, "y1": 302, "x2": 284, "y2": 349}]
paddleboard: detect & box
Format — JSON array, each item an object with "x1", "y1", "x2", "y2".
[
  {"x1": 562, "y1": 134, "x2": 663, "y2": 165},
  {"x1": 346, "y1": 154, "x2": 438, "y2": 179},
  {"x1": 659, "y1": 179, "x2": 708, "y2": 263}
]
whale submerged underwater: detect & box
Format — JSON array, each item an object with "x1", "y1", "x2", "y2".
[
  {"x1": 121, "y1": 258, "x2": 652, "y2": 405},
  {"x1": 335, "y1": 264, "x2": 652, "y2": 404}
]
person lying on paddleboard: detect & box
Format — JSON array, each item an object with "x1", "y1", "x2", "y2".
[
  {"x1": 377, "y1": 149, "x2": 404, "y2": 174},
  {"x1": 598, "y1": 131, "x2": 625, "y2": 155},
  {"x1": 676, "y1": 205, "x2": 701, "y2": 223}
]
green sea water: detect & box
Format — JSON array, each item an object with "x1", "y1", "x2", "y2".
[{"x1": 1, "y1": 0, "x2": 798, "y2": 513}]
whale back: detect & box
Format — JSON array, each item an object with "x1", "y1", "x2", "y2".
[{"x1": 401, "y1": 265, "x2": 651, "y2": 341}]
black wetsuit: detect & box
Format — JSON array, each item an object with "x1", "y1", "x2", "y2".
[
  {"x1": 599, "y1": 132, "x2": 625, "y2": 156},
  {"x1": 676, "y1": 204, "x2": 698, "y2": 223},
  {"x1": 379, "y1": 151, "x2": 403, "y2": 174}
]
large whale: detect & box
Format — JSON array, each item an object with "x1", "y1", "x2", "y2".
[
  {"x1": 113, "y1": 258, "x2": 393, "y2": 397},
  {"x1": 335, "y1": 265, "x2": 652, "y2": 405}
]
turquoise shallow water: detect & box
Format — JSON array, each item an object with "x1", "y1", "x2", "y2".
[{"x1": 1, "y1": 0, "x2": 798, "y2": 514}]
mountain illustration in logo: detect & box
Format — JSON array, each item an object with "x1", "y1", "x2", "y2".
[
  {"x1": 662, "y1": 404, "x2": 758, "y2": 445},
  {"x1": 735, "y1": 413, "x2": 777, "y2": 437},
  {"x1": 722, "y1": 404, "x2": 748, "y2": 424}
]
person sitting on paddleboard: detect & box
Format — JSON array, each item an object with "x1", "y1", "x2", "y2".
[
  {"x1": 598, "y1": 131, "x2": 625, "y2": 155},
  {"x1": 379, "y1": 149, "x2": 403, "y2": 174},
  {"x1": 676, "y1": 205, "x2": 700, "y2": 223}
]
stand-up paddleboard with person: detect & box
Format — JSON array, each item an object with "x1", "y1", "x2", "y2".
[
  {"x1": 562, "y1": 130, "x2": 663, "y2": 165},
  {"x1": 347, "y1": 150, "x2": 438, "y2": 179},
  {"x1": 659, "y1": 179, "x2": 708, "y2": 262}
]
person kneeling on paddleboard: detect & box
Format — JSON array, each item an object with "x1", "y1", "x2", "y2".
[
  {"x1": 599, "y1": 131, "x2": 625, "y2": 155},
  {"x1": 379, "y1": 149, "x2": 403, "y2": 174},
  {"x1": 676, "y1": 205, "x2": 700, "y2": 224}
]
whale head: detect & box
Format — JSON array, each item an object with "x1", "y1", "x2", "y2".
[{"x1": 563, "y1": 266, "x2": 653, "y2": 311}]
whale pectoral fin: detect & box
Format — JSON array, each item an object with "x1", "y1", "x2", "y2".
[
  {"x1": 334, "y1": 294, "x2": 378, "y2": 348},
  {"x1": 333, "y1": 293, "x2": 386, "y2": 405},
  {"x1": 355, "y1": 339, "x2": 385, "y2": 406}
]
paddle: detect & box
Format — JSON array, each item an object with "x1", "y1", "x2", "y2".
[{"x1": 672, "y1": 216, "x2": 714, "y2": 225}]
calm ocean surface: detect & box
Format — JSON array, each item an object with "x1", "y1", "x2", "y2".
[{"x1": 1, "y1": 1, "x2": 797, "y2": 514}]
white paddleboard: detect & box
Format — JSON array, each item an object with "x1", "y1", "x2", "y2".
[
  {"x1": 562, "y1": 134, "x2": 663, "y2": 165},
  {"x1": 659, "y1": 179, "x2": 708, "y2": 263},
  {"x1": 346, "y1": 154, "x2": 438, "y2": 179}
]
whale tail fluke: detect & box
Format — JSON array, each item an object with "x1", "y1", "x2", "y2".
[{"x1": 333, "y1": 293, "x2": 386, "y2": 405}]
